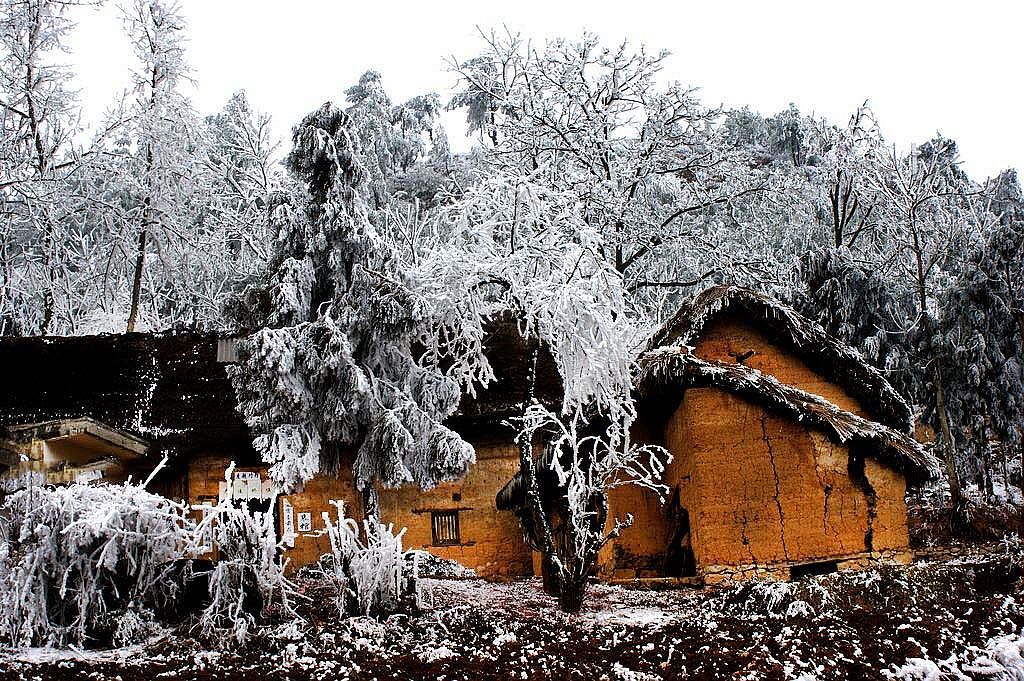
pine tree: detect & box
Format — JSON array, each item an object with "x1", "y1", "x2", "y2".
[
  {"x1": 939, "y1": 170, "x2": 1024, "y2": 498},
  {"x1": 228, "y1": 101, "x2": 477, "y2": 514}
]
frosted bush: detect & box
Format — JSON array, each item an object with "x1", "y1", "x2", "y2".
[
  {"x1": 191, "y1": 464, "x2": 297, "y2": 643},
  {"x1": 0, "y1": 464, "x2": 303, "y2": 649},
  {"x1": 965, "y1": 633, "x2": 1024, "y2": 679},
  {"x1": 317, "y1": 500, "x2": 420, "y2": 616},
  {"x1": 0, "y1": 482, "x2": 193, "y2": 647}
]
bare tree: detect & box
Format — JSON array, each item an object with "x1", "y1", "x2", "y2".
[
  {"x1": 449, "y1": 30, "x2": 772, "y2": 316},
  {"x1": 121, "y1": 0, "x2": 194, "y2": 332}
]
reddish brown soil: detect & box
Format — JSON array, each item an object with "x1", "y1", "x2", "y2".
[{"x1": 2, "y1": 555, "x2": 1020, "y2": 681}]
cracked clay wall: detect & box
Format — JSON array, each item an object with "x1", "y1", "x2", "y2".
[
  {"x1": 668, "y1": 389, "x2": 907, "y2": 571},
  {"x1": 607, "y1": 316, "x2": 910, "y2": 579}
]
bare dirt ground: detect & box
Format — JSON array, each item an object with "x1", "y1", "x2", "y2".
[{"x1": 1, "y1": 552, "x2": 1021, "y2": 681}]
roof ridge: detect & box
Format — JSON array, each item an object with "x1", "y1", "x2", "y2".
[
  {"x1": 635, "y1": 350, "x2": 940, "y2": 482},
  {"x1": 642, "y1": 285, "x2": 913, "y2": 432}
]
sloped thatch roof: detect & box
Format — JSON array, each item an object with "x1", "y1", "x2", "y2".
[
  {"x1": 645, "y1": 285, "x2": 913, "y2": 432},
  {"x1": 0, "y1": 333, "x2": 255, "y2": 468},
  {"x1": 446, "y1": 318, "x2": 563, "y2": 441},
  {"x1": 635, "y1": 348, "x2": 940, "y2": 482}
]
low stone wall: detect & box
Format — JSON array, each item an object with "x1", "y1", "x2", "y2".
[{"x1": 702, "y1": 549, "x2": 914, "y2": 586}]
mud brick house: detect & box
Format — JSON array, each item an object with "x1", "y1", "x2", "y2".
[
  {"x1": 599, "y1": 286, "x2": 937, "y2": 584},
  {"x1": 0, "y1": 286, "x2": 939, "y2": 585},
  {"x1": 0, "y1": 327, "x2": 557, "y2": 578},
  {"x1": 497, "y1": 286, "x2": 939, "y2": 585}
]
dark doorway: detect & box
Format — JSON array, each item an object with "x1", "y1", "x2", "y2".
[{"x1": 663, "y1": 489, "x2": 697, "y2": 577}]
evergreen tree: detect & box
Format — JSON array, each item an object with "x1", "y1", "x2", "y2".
[
  {"x1": 228, "y1": 101, "x2": 479, "y2": 514},
  {"x1": 939, "y1": 170, "x2": 1024, "y2": 498}
]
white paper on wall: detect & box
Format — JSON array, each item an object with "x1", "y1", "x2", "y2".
[
  {"x1": 261, "y1": 478, "x2": 275, "y2": 500},
  {"x1": 232, "y1": 478, "x2": 246, "y2": 499},
  {"x1": 218, "y1": 481, "x2": 228, "y2": 501},
  {"x1": 75, "y1": 469, "x2": 103, "y2": 484},
  {"x1": 282, "y1": 500, "x2": 295, "y2": 547},
  {"x1": 245, "y1": 478, "x2": 261, "y2": 499}
]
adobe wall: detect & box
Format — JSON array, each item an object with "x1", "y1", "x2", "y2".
[
  {"x1": 187, "y1": 455, "x2": 361, "y2": 571},
  {"x1": 378, "y1": 442, "x2": 533, "y2": 578},
  {"x1": 186, "y1": 444, "x2": 532, "y2": 578},
  {"x1": 279, "y1": 473, "x2": 363, "y2": 570},
  {"x1": 693, "y1": 315, "x2": 870, "y2": 419},
  {"x1": 670, "y1": 388, "x2": 910, "y2": 581},
  {"x1": 607, "y1": 316, "x2": 911, "y2": 582}
]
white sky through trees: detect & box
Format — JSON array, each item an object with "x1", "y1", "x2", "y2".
[{"x1": 66, "y1": 0, "x2": 1021, "y2": 178}]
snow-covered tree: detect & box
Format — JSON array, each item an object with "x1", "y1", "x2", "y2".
[
  {"x1": 0, "y1": 0, "x2": 106, "y2": 334},
  {"x1": 449, "y1": 31, "x2": 772, "y2": 322},
  {"x1": 228, "y1": 100, "x2": 482, "y2": 515},
  {"x1": 119, "y1": 0, "x2": 202, "y2": 332},
  {"x1": 414, "y1": 169, "x2": 670, "y2": 612},
  {"x1": 938, "y1": 170, "x2": 1024, "y2": 499},
  {"x1": 343, "y1": 70, "x2": 451, "y2": 211},
  {"x1": 868, "y1": 137, "x2": 986, "y2": 505}
]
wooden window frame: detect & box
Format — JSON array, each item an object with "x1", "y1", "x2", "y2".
[{"x1": 430, "y1": 509, "x2": 461, "y2": 546}]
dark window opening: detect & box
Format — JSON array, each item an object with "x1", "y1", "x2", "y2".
[
  {"x1": 790, "y1": 560, "x2": 838, "y2": 580},
  {"x1": 431, "y1": 509, "x2": 461, "y2": 546}
]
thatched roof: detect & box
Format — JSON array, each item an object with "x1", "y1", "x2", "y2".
[
  {"x1": 635, "y1": 348, "x2": 940, "y2": 482},
  {"x1": 446, "y1": 319, "x2": 562, "y2": 441},
  {"x1": 0, "y1": 333, "x2": 255, "y2": 469},
  {"x1": 645, "y1": 285, "x2": 913, "y2": 432}
]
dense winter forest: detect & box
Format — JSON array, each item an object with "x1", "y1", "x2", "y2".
[{"x1": 1, "y1": 1, "x2": 1024, "y2": 677}]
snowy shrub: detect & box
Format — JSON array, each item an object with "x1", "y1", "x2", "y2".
[
  {"x1": 893, "y1": 658, "x2": 942, "y2": 681},
  {"x1": 967, "y1": 633, "x2": 1024, "y2": 679},
  {"x1": 0, "y1": 482, "x2": 192, "y2": 647},
  {"x1": 406, "y1": 550, "x2": 476, "y2": 579},
  {"x1": 191, "y1": 465, "x2": 297, "y2": 643},
  {"x1": 0, "y1": 471, "x2": 42, "y2": 497},
  {"x1": 316, "y1": 500, "x2": 421, "y2": 616}
]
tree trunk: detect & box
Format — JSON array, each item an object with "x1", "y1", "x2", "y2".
[
  {"x1": 933, "y1": 370, "x2": 962, "y2": 506},
  {"x1": 911, "y1": 226, "x2": 961, "y2": 508},
  {"x1": 126, "y1": 228, "x2": 147, "y2": 333},
  {"x1": 540, "y1": 552, "x2": 561, "y2": 597},
  {"x1": 557, "y1": 576, "x2": 586, "y2": 614},
  {"x1": 982, "y1": 440, "x2": 994, "y2": 500}
]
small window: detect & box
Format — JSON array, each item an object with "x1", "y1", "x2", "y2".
[
  {"x1": 216, "y1": 338, "x2": 239, "y2": 363},
  {"x1": 790, "y1": 560, "x2": 838, "y2": 581},
  {"x1": 431, "y1": 509, "x2": 461, "y2": 546}
]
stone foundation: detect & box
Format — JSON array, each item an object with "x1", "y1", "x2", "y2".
[{"x1": 702, "y1": 549, "x2": 914, "y2": 586}]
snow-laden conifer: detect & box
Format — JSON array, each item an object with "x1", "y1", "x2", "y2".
[{"x1": 228, "y1": 100, "x2": 483, "y2": 508}]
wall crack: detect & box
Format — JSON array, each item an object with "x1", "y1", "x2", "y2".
[
  {"x1": 760, "y1": 415, "x2": 790, "y2": 561},
  {"x1": 847, "y1": 451, "x2": 878, "y2": 552}
]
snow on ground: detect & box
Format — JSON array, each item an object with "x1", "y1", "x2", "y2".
[{"x1": 0, "y1": 555, "x2": 1020, "y2": 680}]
